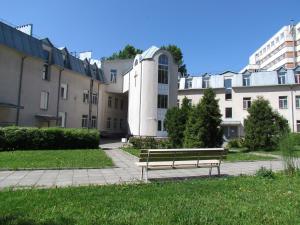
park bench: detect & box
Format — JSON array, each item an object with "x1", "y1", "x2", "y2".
[{"x1": 135, "y1": 148, "x2": 227, "y2": 181}]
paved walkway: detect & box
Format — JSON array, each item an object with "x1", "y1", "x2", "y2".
[{"x1": 0, "y1": 148, "x2": 285, "y2": 189}]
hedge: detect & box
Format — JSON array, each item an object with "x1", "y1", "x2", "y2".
[
  {"x1": 0, "y1": 127, "x2": 100, "y2": 150},
  {"x1": 129, "y1": 136, "x2": 171, "y2": 149}
]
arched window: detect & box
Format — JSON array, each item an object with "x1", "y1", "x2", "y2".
[{"x1": 158, "y1": 54, "x2": 168, "y2": 84}]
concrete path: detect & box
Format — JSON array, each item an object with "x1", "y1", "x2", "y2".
[{"x1": 0, "y1": 148, "x2": 285, "y2": 190}]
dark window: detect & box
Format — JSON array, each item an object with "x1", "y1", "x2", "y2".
[
  {"x1": 157, "y1": 120, "x2": 162, "y2": 131},
  {"x1": 120, "y1": 99, "x2": 124, "y2": 110},
  {"x1": 107, "y1": 117, "x2": 111, "y2": 129},
  {"x1": 296, "y1": 96, "x2": 300, "y2": 109},
  {"x1": 243, "y1": 97, "x2": 251, "y2": 110},
  {"x1": 83, "y1": 90, "x2": 89, "y2": 103},
  {"x1": 115, "y1": 98, "x2": 118, "y2": 109},
  {"x1": 278, "y1": 72, "x2": 286, "y2": 84},
  {"x1": 91, "y1": 116, "x2": 97, "y2": 128},
  {"x1": 113, "y1": 118, "x2": 117, "y2": 129},
  {"x1": 92, "y1": 93, "x2": 98, "y2": 105},
  {"x1": 279, "y1": 96, "x2": 288, "y2": 109},
  {"x1": 42, "y1": 64, "x2": 49, "y2": 80},
  {"x1": 224, "y1": 78, "x2": 232, "y2": 100},
  {"x1": 108, "y1": 96, "x2": 112, "y2": 108},
  {"x1": 158, "y1": 55, "x2": 168, "y2": 84},
  {"x1": 202, "y1": 77, "x2": 210, "y2": 88},
  {"x1": 225, "y1": 108, "x2": 232, "y2": 118},
  {"x1": 297, "y1": 120, "x2": 300, "y2": 132},
  {"x1": 157, "y1": 95, "x2": 168, "y2": 108},
  {"x1": 243, "y1": 75, "x2": 251, "y2": 86}
]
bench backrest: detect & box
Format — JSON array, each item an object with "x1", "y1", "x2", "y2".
[{"x1": 138, "y1": 148, "x2": 227, "y2": 162}]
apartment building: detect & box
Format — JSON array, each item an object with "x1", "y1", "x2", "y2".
[
  {"x1": 0, "y1": 21, "x2": 179, "y2": 137},
  {"x1": 178, "y1": 69, "x2": 300, "y2": 139},
  {"x1": 241, "y1": 22, "x2": 300, "y2": 72}
]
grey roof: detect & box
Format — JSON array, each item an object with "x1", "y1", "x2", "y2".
[
  {"x1": 0, "y1": 21, "x2": 104, "y2": 83},
  {"x1": 139, "y1": 45, "x2": 160, "y2": 61}
]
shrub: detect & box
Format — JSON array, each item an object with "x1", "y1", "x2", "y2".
[
  {"x1": 1, "y1": 127, "x2": 100, "y2": 150},
  {"x1": 279, "y1": 134, "x2": 299, "y2": 175},
  {"x1": 129, "y1": 137, "x2": 170, "y2": 149},
  {"x1": 255, "y1": 167, "x2": 275, "y2": 179},
  {"x1": 227, "y1": 138, "x2": 244, "y2": 148},
  {"x1": 244, "y1": 97, "x2": 290, "y2": 151}
]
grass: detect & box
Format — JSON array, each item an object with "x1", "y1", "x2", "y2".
[
  {"x1": 0, "y1": 149, "x2": 113, "y2": 170},
  {"x1": 257, "y1": 146, "x2": 300, "y2": 157},
  {"x1": 123, "y1": 147, "x2": 276, "y2": 162},
  {"x1": 0, "y1": 175, "x2": 299, "y2": 224}
]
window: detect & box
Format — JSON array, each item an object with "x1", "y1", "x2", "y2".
[
  {"x1": 224, "y1": 78, "x2": 232, "y2": 100},
  {"x1": 225, "y1": 108, "x2": 232, "y2": 118},
  {"x1": 157, "y1": 95, "x2": 168, "y2": 108},
  {"x1": 120, "y1": 99, "x2": 124, "y2": 110},
  {"x1": 158, "y1": 54, "x2": 168, "y2": 84},
  {"x1": 91, "y1": 116, "x2": 97, "y2": 129},
  {"x1": 202, "y1": 77, "x2": 210, "y2": 88},
  {"x1": 295, "y1": 73, "x2": 300, "y2": 84},
  {"x1": 163, "y1": 120, "x2": 166, "y2": 131},
  {"x1": 40, "y1": 91, "x2": 49, "y2": 110},
  {"x1": 42, "y1": 64, "x2": 49, "y2": 80},
  {"x1": 243, "y1": 75, "x2": 251, "y2": 86},
  {"x1": 243, "y1": 97, "x2": 251, "y2": 110},
  {"x1": 81, "y1": 115, "x2": 88, "y2": 128},
  {"x1": 279, "y1": 96, "x2": 288, "y2": 109},
  {"x1": 296, "y1": 96, "x2": 300, "y2": 109},
  {"x1": 297, "y1": 120, "x2": 300, "y2": 132},
  {"x1": 83, "y1": 90, "x2": 89, "y2": 103},
  {"x1": 58, "y1": 112, "x2": 66, "y2": 128},
  {"x1": 157, "y1": 120, "x2": 162, "y2": 131},
  {"x1": 120, "y1": 119, "x2": 123, "y2": 129},
  {"x1": 60, "y1": 83, "x2": 68, "y2": 100},
  {"x1": 134, "y1": 60, "x2": 138, "y2": 66},
  {"x1": 106, "y1": 117, "x2": 111, "y2": 129},
  {"x1": 115, "y1": 98, "x2": 118, "y2": 109},
  {"x1": 186, "y1": 79, "x2": 192, "y2": 88},
  {"x1": 278, "y1": 72, "x2": 286, "y2": 84},
  {"x1": 113, "y1": 118, "x2": 117, "y2": 129},
  {"x1": 92, "y1": 93, "x2": 98, "y2": 105},
  {"x1": 108, "y1": 96, "x2": 112, "y2": 108},
  {"x1": 110, "y1": 69, "x2": 117, "y2": 83}
]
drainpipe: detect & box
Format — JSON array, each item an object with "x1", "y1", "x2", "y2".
[
  {"x1": 56, "y1": 68, "x2": 63, "y2": 126},
  {"x1": 291, "y1": 85, "x2": 295, "y2": 132},
  {"x1": 96, "y1": 82, "x2": 100, "y2": 129},
  {"x1": 138, "y1": 61, "x2": 143, "y2": 136},
  {"x1": 88, "y1": 79, "x2": 94, "y2": 129},
  {"x1": 16, "y1": 56, "x2": 26, "y2": 126}
]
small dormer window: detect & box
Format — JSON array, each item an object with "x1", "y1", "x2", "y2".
[
  {"x1": 202, "y1": 77, "x2": 210, "y2": 88},
  {"x1": 277, "y1": 69, "x2": 286, "y2": 85},
  {"x1": 243, "y1": 74, "x2": 251, "y2": 86}
]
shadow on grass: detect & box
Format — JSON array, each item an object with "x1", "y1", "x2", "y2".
[
  {"x1": 149, "y1": 174, "x2": 230, "y2": 183},
  {"x1": 0, "y1": 214, "x2": 75, "y2": 225}
]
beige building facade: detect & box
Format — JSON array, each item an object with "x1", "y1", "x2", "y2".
[
  {"x1": 0, "y1": 21, "x2": 178, "y2": 137},
  {"x1": 179, "y1": 69, "x2": 300, "y2": 139}
]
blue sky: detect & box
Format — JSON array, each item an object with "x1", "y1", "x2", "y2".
[{"x1": 1, "y1": 0, "x2": 300, "y2": 74}]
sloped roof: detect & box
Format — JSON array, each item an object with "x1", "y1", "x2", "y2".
[{"x1": 139, "y1": 45, "x2": 160, "y2": 61}]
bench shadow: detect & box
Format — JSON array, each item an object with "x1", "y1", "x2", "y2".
[{"x1": 149, "y1": 174, "x2": 231, "y2": 182}]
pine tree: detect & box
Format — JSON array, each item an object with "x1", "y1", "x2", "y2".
[
  {"x1": 165, "y1": 97, "x2": 191, "y2": 147},
  {"x1": 184, "y1": 88, "x2": 223, "y2": 147},
  {"x1": 244, "y1": 97, "x2": 290, "y2": 150}
]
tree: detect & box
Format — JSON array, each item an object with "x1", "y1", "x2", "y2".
[
  {"x1": 165, "y1": 97, "x2": 191, "y2": 147},
  {"x1": 107, "y1": 45, "x2": 143, "y2": 60},
  {"x1": 161, "y1": 45, "x2": 187, "y2": 77},
  {"x1": 244, "y1": 97, "x2": 290, "y2": 150},
  {"x1": 184, "y1": 88, "x2": 223, "y2": 147}
]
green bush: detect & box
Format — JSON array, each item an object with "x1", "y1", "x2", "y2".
[
  {"x1": 0, "y1": 127, "x2": 99, "y2": 150},
  {"x1": 129, "y1": 137, "x2": 171, "y2": 149},
  {"x1": 255, "y1": 166, "x2": 275, "y2": 179},
  {"x1": 279, "y1": 134, "x2": 299, "y2": 175},
  {"x1": 228, "y1": 138, "x2": 245, "y2": 148}
]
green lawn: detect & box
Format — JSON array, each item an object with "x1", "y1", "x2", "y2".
[
  {"x1": 257, "y1": 146, "x2": 300, "y2": 157},
  {"x1": 123, "y1": 148, "x2": 276, "y2": 162},
  {"x1": 0, "y1": 149, "x2": 113, "y2": 170},
  {"x1": 0, "y1": 175, "x2": 299, "y2": 225}
]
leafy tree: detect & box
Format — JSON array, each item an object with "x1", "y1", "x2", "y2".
[
  {"x1": 107, "y1": 44, "x2": 143, "y2": 60},
  {"x1": 165, "y1": 97, "x2": 191, "y2": 147},
  {"x1": 184, "y1": 88, "x2": 223, "y2": 147},
  {"x1": 161, "y1": 45, "x2": 187, "y2": 77},
  {"x1": 244, "y1": 97, "x2": 290, "y2": 150}
]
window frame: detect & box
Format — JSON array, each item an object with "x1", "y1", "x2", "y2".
[
  {"x1": 279, "y1": 96, "x2": 288, "y2": 109},
  {"x1": 243, "y1": 97, "x2": 251, "y2": 110},
  {"x1": 83, "y1": 90, "x2": 89, "y2": 104},
  {"x1": 225, "y1": 108, "x2": 232, "y2": 118},
  {"x1": 81, "y1": 115, "x2": 88, "y2": 128},
  {"x1": 296, "y1": 96, "x2": 300, "y2": 109},
  {"x1": 40, "y1": 91, "x2": 49, "y2": 110},
  {"x1": 157, "y1": 95, "x2": 168, "y2": 109},
  {"x1": 110, "y1": 69, "x2": 117, "y2": 83}
]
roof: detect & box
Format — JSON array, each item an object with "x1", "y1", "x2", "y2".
[
  {"x1": 0, "y1": 21, "x2": 104, "y2": 83},
  {"x1": 139, "y1": 46, "x2": 160, "y2": 61}
]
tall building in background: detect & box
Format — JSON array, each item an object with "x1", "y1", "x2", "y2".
[{"x1": 241, "y1": 22, "x2": 300, "y2": 72}]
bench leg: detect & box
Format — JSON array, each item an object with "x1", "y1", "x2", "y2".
[
  {"x1": 209, "y1": 167, "x2": 212, "y2": 176},
  {"x1": 217, "y1": 166, "x2": 220, "y2": 176}
]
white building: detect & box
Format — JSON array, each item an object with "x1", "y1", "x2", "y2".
[
  {"x1": 178, "y1": 69, "x2": 300, "y2": 139},
  {"x1": 241, "y1": 22, "x2": 300, "y2": 72},
  {"x1": 0, "y1": 21, "x2": 179, "y2": 137}
]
